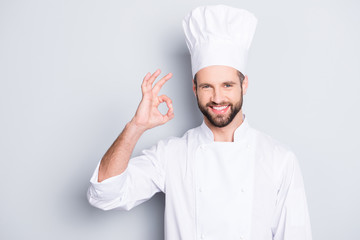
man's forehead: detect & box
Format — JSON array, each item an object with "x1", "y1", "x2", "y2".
[
  {"x1": 196, "y1": 65, "x2": 240, "y2": 83},
  {"x1": 197, "y1": 65, "x2": 238, "y2": 74}
]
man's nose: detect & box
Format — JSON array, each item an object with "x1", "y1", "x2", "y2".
[{"x1": 210, "y1": 88, "x2": 225, "y2": 104}]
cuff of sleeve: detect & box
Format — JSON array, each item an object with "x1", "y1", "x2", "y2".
[{"x1": 87, "y1": 161, "x2": 128, "y2": 201}]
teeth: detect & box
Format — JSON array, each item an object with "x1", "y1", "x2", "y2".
[{"x1": 213, "y1": 105, "x2": 228, "y2": 110}]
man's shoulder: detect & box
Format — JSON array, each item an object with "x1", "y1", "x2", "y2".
[
  {"x1": 154, "y1": 125, "x2": 201, "y2": 147},
  {"x1": 250, "y1": 126, "x2": 295, "y2": 157},
  {"x1": 248, "y1": 126, "x2": 299, "y2": 179},
  {"x1": 138, "y1": 125, "x2": 200, "y2": 159}
]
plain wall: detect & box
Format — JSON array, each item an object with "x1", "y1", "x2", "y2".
[{"x1": 0, "y1": 0, "x2": 359, "y2": 239}]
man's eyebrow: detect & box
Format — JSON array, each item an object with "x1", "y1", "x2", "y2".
[
  {"x1": 198, "y1": 81, "x2": 238, "y2": 87},
  {"x1": 223, "y1": 81, "x2": 237, "y2": 85},
  {"x1": 198, "y1": 82, "x2": 212, "y2": 87}
]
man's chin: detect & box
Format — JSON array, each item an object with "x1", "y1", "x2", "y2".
[
  {"x1": 207, "y1": 114, "x2": 232, "y2": 128},
  {"x1": 197, "y1": 100, "x2": 243, "y2": 128}
]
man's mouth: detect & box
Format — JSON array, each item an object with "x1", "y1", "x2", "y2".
[{"x1": 209, "y1": 105, "x2": 230, "y2": 114}]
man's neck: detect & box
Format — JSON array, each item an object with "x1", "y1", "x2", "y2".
[{"x1": 204, "y1": 110, "x2": 244, "y2": 142}]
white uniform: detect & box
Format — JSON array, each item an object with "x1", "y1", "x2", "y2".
[{"x1": 87, "y1": 116, "x2": 312, "y2": 240}]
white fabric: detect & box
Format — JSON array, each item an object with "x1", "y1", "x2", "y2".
[
  {"x1": 182, "y1": 5, "x2": 258, "y2": 78},
  {"x1": 87, "y1": 116, "x2": 312, "y2": 240}
]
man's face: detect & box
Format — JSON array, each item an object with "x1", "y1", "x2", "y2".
[{"x1": 193, "y1": 65, "x2": 247, "y2": 128}]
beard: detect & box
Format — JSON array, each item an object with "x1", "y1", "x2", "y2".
[{"x1": 196, "y1": 92, "x2": 243, "y2": 128}]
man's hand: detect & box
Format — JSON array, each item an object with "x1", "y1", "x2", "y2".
[
  {"x1": 97, "y1": 69, "x2": 174, "y2": 182},
  {"x1": 130, "y1": 69, "x2": 174, "y2": 132}
]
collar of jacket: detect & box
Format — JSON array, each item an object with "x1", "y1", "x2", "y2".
[{"x1": 199, "y1": 114, "x2": 250, "y2": 143}]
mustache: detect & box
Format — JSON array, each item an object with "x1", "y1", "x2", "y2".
[{"x1": 205, "y1": 102, "x2": 232, "y2": 107}]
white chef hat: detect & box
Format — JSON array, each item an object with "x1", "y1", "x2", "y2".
[{"x1": 182, "y1": 4, "x2": 257, "y2": 79}]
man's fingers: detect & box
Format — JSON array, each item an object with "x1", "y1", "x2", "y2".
[
  {"x1": 159, "y1": 94, "x2": 173, "y2": 113},
  {"x1": 158, "y1": 95, "x2": 174, "y2": 123},
  {"x1": 141, "y1": 69, "x2": 163, "y2": 94},
  {"x1": 141, "y1": 72, "x2": 151, "y2": 92},
  {"x1": 153, "y1": 72, "x2": 173, "y2": 94},
  {"x1": 143, "y1": 72, "x2": 151, "y2": 81},
  {"x1": 147, "y1": 69, "x2": 162, "y2": 87},
  {"x1": 159, "y1": 94, "x2": 172, "y2": 107},
  {"x1": 162, "y1": 111, "x2": 174, "y2": 123}
]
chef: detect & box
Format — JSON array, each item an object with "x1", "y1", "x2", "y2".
[{"x1": 87, "y1": 4, "x2": 312, "y2": 240}]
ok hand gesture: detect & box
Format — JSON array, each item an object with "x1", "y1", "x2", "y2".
[{"x1": 131, "y1": 69, "x2": 174, "y2": 132}]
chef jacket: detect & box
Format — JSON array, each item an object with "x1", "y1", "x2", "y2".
[{"x1": 87, "y1": 115, "x2": 312, "y2": 240}]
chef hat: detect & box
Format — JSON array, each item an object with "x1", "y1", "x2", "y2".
[{"x1": 182, "y1": 4, "x2": 257, "y2": 79}]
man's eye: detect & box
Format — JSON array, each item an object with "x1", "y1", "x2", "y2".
[
  {"x1": 225, "y1": 84, "x2": 232, "y2": 88},
  {"x1": 202, "y1": 85, "x2": 210, "y2": 89}
]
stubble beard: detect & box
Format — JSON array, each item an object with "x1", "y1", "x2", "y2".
[{"x1": 196, "y1": 92, "x2": 243, "y2": 128}]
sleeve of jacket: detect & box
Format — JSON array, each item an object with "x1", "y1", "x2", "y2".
[
  {"x1": 271, "y1": 150, "x2": 313, "y2": 240},
  {"x1": 87, "y1": 140, "x2": 167, "y2": 211}
]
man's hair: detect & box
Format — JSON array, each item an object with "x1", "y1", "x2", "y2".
[{"x1": 193, "y1": 70, "x2": 245, "y2": 89}]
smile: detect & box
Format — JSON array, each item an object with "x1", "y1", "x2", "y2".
[{"x1": 209, "y1": 105, "x2": 230, "y2": 114}]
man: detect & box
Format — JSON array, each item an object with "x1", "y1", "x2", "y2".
[{"x1": 87, "y1": 4, "x2": 312, "y2": 240}]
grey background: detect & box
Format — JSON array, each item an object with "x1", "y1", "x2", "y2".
[{"x1": 0, "y1": 0, "x2": 359, "y2": 239}]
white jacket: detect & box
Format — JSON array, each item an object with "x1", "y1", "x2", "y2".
[{"x1": 87, "y1": 116, "x2": 312, "y2": 240}]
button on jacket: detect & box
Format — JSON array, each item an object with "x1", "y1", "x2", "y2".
[{"x1": 87, "y1": 116, "x2": 312, "y2": 240}]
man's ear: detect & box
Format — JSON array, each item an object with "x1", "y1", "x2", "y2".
[
  {"x1": 192, "y1": 79, "x2": 197, "y2": 96},
  {"x1": 242, "y1": 75, "x2": 249, "y2": 95}
]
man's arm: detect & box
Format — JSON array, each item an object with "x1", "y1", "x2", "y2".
[
  {"x1": 271, "y1": 151, "x2": 312, "y2": 240},
  {"x1": 97, "y1": 69, "x2": 174, "y2": 182}
]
